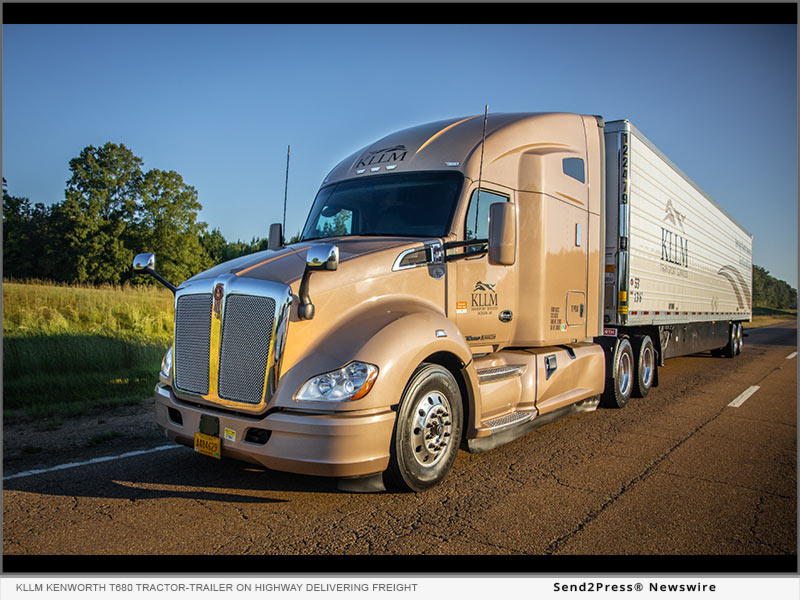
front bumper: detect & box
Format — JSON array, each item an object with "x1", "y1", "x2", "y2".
[{"x1": 154, "y1": 383, "x2": 395, "y2": 478}]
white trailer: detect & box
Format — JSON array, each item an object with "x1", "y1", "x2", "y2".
[{"x1": 600, "y1": 119, "x2": 752, "y2": 397}]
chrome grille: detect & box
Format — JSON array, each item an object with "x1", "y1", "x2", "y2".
[
  {"x1": 218, "y1": 294, "x2": 276, "y2": 404},
  {"x1": 174, "y1": 294, "x2": 212, "y2": 395}
]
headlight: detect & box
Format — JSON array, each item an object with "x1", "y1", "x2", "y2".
[
  {"x1": 160, "y1": 346, "x2": 173, "y2": 382},
  {"x1": 295, "y1": 361, "x2": 378, "y2": 402}
]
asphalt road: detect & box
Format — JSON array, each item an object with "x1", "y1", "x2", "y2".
[{"x1": 2, "y1": 322, "x2": 796, "y2": 569}]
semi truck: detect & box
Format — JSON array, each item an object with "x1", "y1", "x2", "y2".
[{"x1": 133, "y1": 112, "x2": 752, "y2": 492}]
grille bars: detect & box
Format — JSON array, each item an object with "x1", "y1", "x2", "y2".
[{"x1": 171, "y1": 278, "x2": 291, "y2": 411}]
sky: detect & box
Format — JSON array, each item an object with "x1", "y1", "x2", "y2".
[{"x1": 2, "y1": 22, "x2": 797, "y2": 287}]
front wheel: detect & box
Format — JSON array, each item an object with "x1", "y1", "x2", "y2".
[{"x1": 385, "y1": 363, "x2": 463, "y2": 492}]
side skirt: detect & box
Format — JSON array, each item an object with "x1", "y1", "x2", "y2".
[{"x1": 466, "y1": 395, "x2": 601, "y2": 454}]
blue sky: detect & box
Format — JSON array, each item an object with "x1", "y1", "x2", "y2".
[{"x1": 3, "y1": 23, "x2": 797, "y2": 286}]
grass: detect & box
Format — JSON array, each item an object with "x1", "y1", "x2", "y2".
[
  {"x1": 746, "y1": 306, "x2": 797, "y2": 330},
  {"x1": 3, "y1": 280, "x2": 174, "y2": 419}
]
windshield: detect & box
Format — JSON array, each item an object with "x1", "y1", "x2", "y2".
[{"x1": 300, "y1": 171, "x2": 463, "y2": 241}]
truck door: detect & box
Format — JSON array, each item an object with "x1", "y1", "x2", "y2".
[{"x1": 450, "y1": 185, "x2": 518, "y2": 351}]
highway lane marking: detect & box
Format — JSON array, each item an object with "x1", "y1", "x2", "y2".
[
  {"x1": 2, "y1": 444, "x2": 182, "y2": 482},
  {"x1": 728, "y1": 385, "x2": 760, "y2": 408},
  {"x1": 786, "y1": 351, "x2": 797, "y2": 359}
]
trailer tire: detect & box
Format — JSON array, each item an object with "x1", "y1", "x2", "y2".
[
  {"x1": 601, "y1": 338, "x2": 634, "y2": 409},
  {"x1": 385, "y1": 363, "x2": 463, "y2": 492},
  {"x1": 632, "y1": 335, "x2": 655, "y2": 398},
  {"x1": 721, "y1": 323, "x2": 737, "y2": 358},
  {"x1": 734, "y1": 322, "x2": 743, "y2": 355}
]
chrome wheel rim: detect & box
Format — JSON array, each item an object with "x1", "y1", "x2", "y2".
[
  {"x1": 411, "y1": 391, "x2": 453, "y2": 468},
  {"x1": 618, "y1": 351, "x2": 632, "y2": 396},
  {"x1": 641, "y1": 346, "x2": 654, "y2": 386}
]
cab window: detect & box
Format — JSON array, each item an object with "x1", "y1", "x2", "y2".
[
  {"x1": 464, "y1": 189, "x2": 509, "y2": 241},
  {"x1": 563, "y1": 157, "x2": 585, "y2": 183},
  {"x1": 316, "y1": 206, "x2": 353, "y2": 237}
]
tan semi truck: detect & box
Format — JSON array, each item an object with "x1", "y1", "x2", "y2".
[{"x1": 134, "y1": 112, "x2": 753, "y2": 492}]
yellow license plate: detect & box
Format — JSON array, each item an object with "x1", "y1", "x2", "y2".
[{"x1": 194, "y1": 432, "x2": 221, "y2": 459}]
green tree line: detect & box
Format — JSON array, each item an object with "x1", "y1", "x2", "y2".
[
  {"x1": 753, "y1": 265, "x2": 797, "y2": 309},
  {"x1": 3, "y1": 142, "x2": 296, "y2": 286}
]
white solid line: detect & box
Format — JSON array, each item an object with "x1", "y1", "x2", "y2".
[
  {"x1": 2, "y1": 444, "x2": 182, "y2": 482},
  {"x1": 786, "y1": 352, "x2": 797, "y2": 360},
  {"x1": 728, "y1": 385, "x2": 760, "y2": 408}
]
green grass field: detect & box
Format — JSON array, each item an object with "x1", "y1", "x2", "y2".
[
  {"x1": 747, "y1": 306, "x2": 797, "y2": 329},
  {"x1": 3, "y1": 280, "x2": 174, "y2": 418}
]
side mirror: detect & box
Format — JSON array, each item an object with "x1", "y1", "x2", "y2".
[
  {"x1": 306, "y1": 244, "x2": 339, "y2": 271},
  {"x1": 268, "y1": 223, "x2": 283, "y2": 251},
  {"x1": 133, "y1": 253, "x2": 155, "y2": 272},
  {"x1": 488, "y1": 202, "x2": 516, "y2": 266},
  {"x1": 298, "y1": 244, "x2": 340, "y2": 320},
  {"x1": 131, "y1": 252, "x2": 177, "y2": 294}
]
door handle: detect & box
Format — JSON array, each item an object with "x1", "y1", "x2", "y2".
[{"x1": 499, "y1": 310, "x2": 513, "y2": 322}]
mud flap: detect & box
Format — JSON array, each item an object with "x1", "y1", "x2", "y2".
[{"x1": 337, "y1": 472, "x2": 386, "y2": 493}]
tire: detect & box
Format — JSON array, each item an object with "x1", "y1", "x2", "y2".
[
  {"x1": 632, "y1": 335, "x2": 655, "y2": 398},
  {"x1": 721, "y1": 323, "x2": 737, "y2": 358},
  {"x1": 600, "y1": 337, "x2": 634, "y2": 409},
  {"x1": 385, "y1": 363, "x2": 463, "y2": 492},
  {"x1": 734, "y1": 322, "x2": 743, "y2": 356}
]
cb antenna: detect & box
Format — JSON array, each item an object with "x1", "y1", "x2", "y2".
[
  {"x1": 283, "y1": 144, "x2": 290, "y2": 236},
  {"x1": 474, "y1": 104, "x2": 488, "y2": 239}
]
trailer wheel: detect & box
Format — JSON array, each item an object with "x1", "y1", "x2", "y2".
[
  {"x1": 734, "y1": 322, "x2": 743, "y2": 355},
  {"x1": 601, "y1": 338, "x2": 634, "y2": 409},
  {"x1": 721, "y1": 323, "x2": 737, "y2": 358},
  {"x1": 632, "y1": 335, "x2": 655, "y2": 398},
  {"x1": 385, "y1": 363, "x2": 463, "y2": 492}
]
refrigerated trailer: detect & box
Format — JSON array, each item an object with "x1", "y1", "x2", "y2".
[
  {"x1": 600, "y1": 120, "x2": 751, "y2": 404},
  {"x1": 134, "y1": 112, "x2": 752, "y2": 491}
]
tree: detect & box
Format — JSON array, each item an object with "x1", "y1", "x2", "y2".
[
  {"x1": 200, "y1": 228, "x2": 228, "y2": 265},
  {"x1": 133, "y1": 168, "x2": 213, "y2": 285},
  {"x1": 3, "y1": 184, "x2": 35, "y2": 278},
  {"x1": 2, "y1": 180, "x2": 58, "y2": 280},
  {"x1": 60, "y1": 143, "x2": 144, "y2": 283},
  {"x1": 752, "y1": 265, "x2": 797, "y2": 309}
]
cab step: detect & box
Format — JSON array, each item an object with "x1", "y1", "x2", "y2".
[
  {"x1": 476, "y1": 364, "x2": 526, "y2": 384},
  {"x1": 483, "y1": 410, "x2": 534, "y2": 431},
  {"x1": 467, "y1": 395, "x2": 601, "y2": 454}
]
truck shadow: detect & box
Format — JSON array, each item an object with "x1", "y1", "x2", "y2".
[{"x1": 2, "y1": 447, "x2": 352, "y2": 503}]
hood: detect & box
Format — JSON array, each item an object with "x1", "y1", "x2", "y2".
[{"x1": 184, "y1": 237, "x2": 425, "y2": 287}]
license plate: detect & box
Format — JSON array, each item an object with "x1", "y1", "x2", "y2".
[{"x1": 194, "y1": 431, "x2": 221, "y2": 459}]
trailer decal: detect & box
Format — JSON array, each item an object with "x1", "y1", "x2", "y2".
[
  {"x1": 664, "y1": 199, "x2": 687, "y2": 233},
  {"x1": 661, "y1": 228, "x2": 689, "y2": 267},
  {"x1": 718, "y1": 265, "x2": 752, "y2": 310}
]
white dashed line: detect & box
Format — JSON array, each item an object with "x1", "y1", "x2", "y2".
[
  {"x1": 2, "y1": 444, "x2": 182, "y2": 481},
  {"x1": 786, "y1": 352, "x2": 797, "y2": 360},
  {"x1": 728, "y1": 385, "x2": 760, "y2": 408}
]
